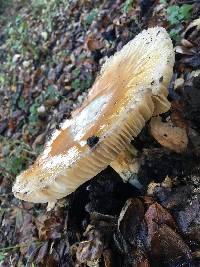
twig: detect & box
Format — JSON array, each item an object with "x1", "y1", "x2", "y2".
[{"x1": 0, "y1": 241, "x2": 42, "y2": 252}]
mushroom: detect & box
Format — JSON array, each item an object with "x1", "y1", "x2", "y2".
[{"x1": 12, "y1": 27, "x2": 175, "y2": 208}]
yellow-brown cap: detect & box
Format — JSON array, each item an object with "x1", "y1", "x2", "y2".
[{"x1": 12, "y1": 27, "x2": 175, "y2": 204}]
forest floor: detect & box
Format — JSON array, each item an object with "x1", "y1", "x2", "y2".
[{"x1": 0, "y1": 0, "x2": 200, "y2": 266}]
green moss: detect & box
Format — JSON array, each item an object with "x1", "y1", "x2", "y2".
[
  {"x1": 167, "y1": 4, "x2": 193, "y2": 25},
  {"x1": 122, "y1": 0, "x2": 134, "y2": 13}
]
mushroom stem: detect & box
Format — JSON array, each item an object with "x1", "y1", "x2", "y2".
[
  {"x1": 109, "y1": 147, "x2": 142, "y2": 189},
  {"x1": 47, "y1": 201, "x2": 56, "y2": 211}
]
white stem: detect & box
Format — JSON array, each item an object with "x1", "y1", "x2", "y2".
[{"x1": 110, "y1": 147, "x2": 142, "y2": 189}]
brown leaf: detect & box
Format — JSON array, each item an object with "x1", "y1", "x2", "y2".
[
  {"x1": 171, "y1": 100, "x2": 185, "y2": 112},
  {"x1": 36, "y1": 215, "x2": 62, "y2": 240},
  {"x1": 35, "y1": 241, "x2": 49, "y2": 264},
  {"x1": 150, "y1": 116, "x2": 188, "y2": 153},
  {"x1": 31, "y1": 68, "x2": 43, "y2": 85},
  {"x1": 131, "y1": 248, "x2": 151, "y2": 267},
  {"x1": 76, "y1": 230, "x2": 103, "y2": 264},
  {"x1": 42, "y1": 252, "x2": 59, "y2": 267},
  {"x1": 137, "y1": 259, "x2": 151, "y2": 267},
  {"x1": 170, "y1": 110, "x2": 188, "y2": 130},
  {"x1": 100, "y1": 14, "x2": 110, "y2": 28},
  {"x1": 145, "y1": 202, "x2": 177, "y2": 243},
  {"x1": 151, "y1": 224, "x2": 192, "y2": 266},
  {"x1": 103, "y1": 249, "x2": 113, "y2": 267},
  {"x1": 45, "y1": 98, "x2": 59, "y2": 107},
  {"x1": 141, "y1": 196, "x2": 155, "y2": 208},
  {"x1": 184, "y1": 18, "x2": 200, "y2": 41},
  {"x1": 86, "y1": 36, "x2": 103, "y2": 51},
  {"x1": 8, "y1": 118, "x2": 16, "y2": 131},
  {"x1": 32, "y1": 132, "x2": 46, "y2": 150}
]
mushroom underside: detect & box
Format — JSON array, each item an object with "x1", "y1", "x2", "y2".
[{"x1": 13, "y1": 92, "x2": 170, "y2": 204}]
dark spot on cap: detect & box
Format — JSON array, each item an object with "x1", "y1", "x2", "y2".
[
  {"x1": 160, "y1": 110, "x2": 171, "y2": 122},
  {"x1": 151, "y1": 80, "x2": 155, "y2": 85},
  {"x1": 159, "y1": 76, "x2": 163, "y2": 83},
  {"x1": 156, "y1": 30, "x2": 161, "y2": 36},
  {"x1": 87, "y1": 135, "x2": 99, "y2": 148}
]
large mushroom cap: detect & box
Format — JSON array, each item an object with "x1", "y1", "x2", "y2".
[{"x1": 13, "y1": 27, "x2": 175, "y2": 204}]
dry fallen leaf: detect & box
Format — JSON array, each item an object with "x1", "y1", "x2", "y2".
[
  {"x1": 36, "y1": 214, "x2": 62, "y2": 240},
  {"x1": 184, "y1": 18, "x2": 200, "y2": 37},
  {"x1": 76, "y1": 229, "x2": 103, "y2": 264},
  {"x1": 175, "y1": 18, "x2": 200, "y2": 69},
  {"x1": 32, "y1": 132, "x2": 46, "y2": 150},
  {"x1": 86, "y1": 36, "x2": 103, "y2": 51},
  {"x1": 151, "y1": 224, "x2": 192, "y2": 265},
  {"x1": 137, "y1": 259, "x2": 151, "y2": 267},
  {"x1": 170, "y1": 109, "x2": 188, "y2": 130},
  {"x1": 103, "y1": 249, "x2": 113, "y2": 267},
  {"x1": 150, "y1": 116, "x2": 188, "y2": 153},
  {"x1": 145, "y1": 202, "x2": 177, "y2": 243}
]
